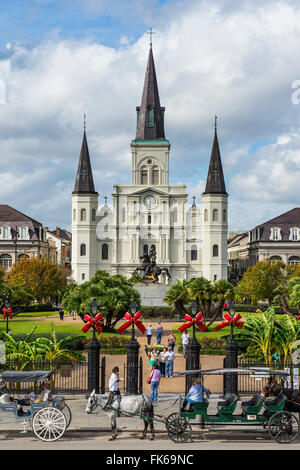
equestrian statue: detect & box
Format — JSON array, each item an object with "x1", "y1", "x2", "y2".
[{"x1": 133, "y1": 246, "x2": 171, "y2": 283}]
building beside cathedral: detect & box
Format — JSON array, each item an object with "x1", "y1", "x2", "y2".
[{"x1": 71, "y1": 45, "x2": 228, "y2": 285}]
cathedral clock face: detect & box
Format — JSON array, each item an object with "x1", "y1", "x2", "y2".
[{"x1": 144, "y1": 195, "x2": 156, "y2": 208}]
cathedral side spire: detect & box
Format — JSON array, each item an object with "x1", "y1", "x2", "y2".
[
  {"x1": 73, "y1": 127, "x2": 97, "y2": 194},
  {"x1": 135, "y1": 41, "x2": 165, "y2": 141},
  {"x1": 203, "y1": 118, "x2": 227, "y2": 194}
]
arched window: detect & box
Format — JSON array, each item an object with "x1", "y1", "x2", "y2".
[
  {"x1": 143, "y1": 244, "x2": 149, "y2": 255},
  {"x1": 223, "y1": 209, "x2": 226, "y2": 223},
  {"x1": 0, "y1": 254, "x2": 12, "y2": 268},
  {"x1": 141, "y1": 166, "x2": 148, "y2": 185},
  {"x1": 80, "y1": 244, "x2": 86, "y2": 256},
  {"x1": 269, "y1": 256, "x2": 282, "y2": 264},
  {"x1": 92, "y1": 209, "x2": 96, "y2": 221},
  {"x1": 204, "y1": 209, "x2": 208, "y2": 222},
  {"x1": 102, "y1": 243, "x2": 108, "y2": 260},
  {"x1": 191, "y1": 245, "x2": 197, "y2": 261},
  {"x1": 148, "y1": 214, "x2": 152, "y2": 225},
  {"x1": 213, "y1": 209, "x2": 218, "y2": 222},
  {"x1": 73, "y1": 209, "x2": 76, "y2": 222},
  {"x1": 18, "y1": 253, "x2": 29, "y2": 261},
  {"x1": 213, "y1": 245, "x2": 219, "y2": 257},
  {"x1": 152, "y1": 166, "x2": 159, "y2": 185},
  {"x1": 80, "y1": 208, "x2": 86, "y2": 222},
  {"x1": 288, "y1": 256, "x2": 300, "y2": 266}
]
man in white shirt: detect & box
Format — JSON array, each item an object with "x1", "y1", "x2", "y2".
[
  {"x1": 165, "y1": 347, "x2": 175, "y2": 378},
  {"x1": 181, "y1": 331, "x2": 190, "y2": 358},
  {"x1": 104, "y1": 366, "x2": 122, "y2": 410}
]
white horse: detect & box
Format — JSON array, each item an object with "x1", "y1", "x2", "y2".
[{"x1": 86, "y1": 390, "x2": 155, "y2": 441}]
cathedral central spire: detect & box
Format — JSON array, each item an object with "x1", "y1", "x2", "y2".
[{"x1": 135, "y1": 43, "x2": 165, "y2": 140}]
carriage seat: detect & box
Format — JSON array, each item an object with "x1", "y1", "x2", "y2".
[
  {"x1": 241, "y1": 393, "x2": 264, "y2": 415},
  {"x1": 217, "y1": 393, "x2": 239, "y2": 414},
  {"x1": 263, "y1": 392, "x2": 286, "y2": 413}
]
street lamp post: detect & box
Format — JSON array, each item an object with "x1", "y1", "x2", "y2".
[
  {"x1": 87, "y1": 298, "x2": 101, "y2": 394},
  {"x1": 185, "y1": 300, "x2": 201, "y2": 393},
  {"x1": 126, "y1": 300, "x2": 140, "y2": 395},
  {"x1": 225, "y1": 301, "x2": 238, "y2": 395},
  {"x1": 4, "y1": 298, "x2": 10, "y2": 334}
]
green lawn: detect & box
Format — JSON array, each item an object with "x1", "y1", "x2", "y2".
[{"x1": 0, "y1": 319, "x2": 126, "y2": 338}]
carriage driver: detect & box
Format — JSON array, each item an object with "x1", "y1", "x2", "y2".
[
  {"x1": 181, "y1": 379, "x2": 211, "y2": 412},
  {"x1": 104, "y1": 367, "x2": 122, "y2": 411}
]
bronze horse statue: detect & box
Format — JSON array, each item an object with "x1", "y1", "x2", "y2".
[{"x1": 133, "y1": 249, "x2": 171, "y2": 283}]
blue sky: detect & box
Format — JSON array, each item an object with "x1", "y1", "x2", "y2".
[{"x1": 0, "y1": 0, "x2": 300, "y2": 232}]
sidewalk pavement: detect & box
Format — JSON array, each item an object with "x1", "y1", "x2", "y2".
[{"x1": 0, "y1": 393, "x2": 253, "y2": 434}]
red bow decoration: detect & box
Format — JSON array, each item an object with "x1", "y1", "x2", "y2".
[
  {"x1": 82, "y1": 312, "x2": 104, "y2": 335},
  {"x1": 178, "y1": 312, "x2": 208, "y2": 332},
  {"x1": 118, "y1": 312, "x2": 146, "y2": 334},
  {"x1": 214, "y1": 312, "x2": 244, "y2": 331},
  {"x1": 2, "y1": 308, "x2": 13, "y2": 320}
]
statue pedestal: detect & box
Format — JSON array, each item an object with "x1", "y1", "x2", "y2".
[{"x1": 134, "y1": 284, "x2": 169, "y2": 307}]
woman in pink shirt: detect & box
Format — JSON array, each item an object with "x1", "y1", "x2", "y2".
[{"x1": 150, "y1": 364, "x2": 161, "y2": 402}]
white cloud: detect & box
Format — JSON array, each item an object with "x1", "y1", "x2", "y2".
[{"x1": 1, "y1": 1, "x2": 300, "y2": 231}]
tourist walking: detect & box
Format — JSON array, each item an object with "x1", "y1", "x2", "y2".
[
  {"x1": 150, "y1": 364, "x2": 161, "y2": 402},
  {"x1": 146, "y1": 324, "x2": 153, "y2": 346},
  {"x1": 167, "y1": 331, "x2": 176, "y2": 351},
  {"x1": 149, "y1": 347, "x2": 159, "y2": 372},
  {"x1": 181, "y1": 331, "x2": 190, "y2": 358},
  {"x1": 155, "y1": 322, "x2": 163, "y2": 344},
  {"x1": 58, "y1": 304, "x2": 64, "y2": 321},
  {"x1": 159, "y1": 347, "x2": 167, "y2": 377},
  {"x1": 165, "y1": 346, "x2": 175, "y2": 378}
]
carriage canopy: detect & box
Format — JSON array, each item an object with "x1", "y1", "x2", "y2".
[
  {"x1": 179, "y1": 368, "x2": 290, "y2": 378},
  {"x1": 0, "y1": 370, "x2": 53, "y2": 383}
]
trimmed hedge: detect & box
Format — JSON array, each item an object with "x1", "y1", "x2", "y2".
[{"x1": 234, "y1": 304, "x2": 298, "y2": 314}]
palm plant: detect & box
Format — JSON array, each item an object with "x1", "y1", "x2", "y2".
[
  {"x1": 1, "y1": 326, "x2": 42, "y2": 369},
  {"x1": 273, "y1": 315, "x2": 300, "y2": 366},
  {"x1": 35, "y1": 322, "x2": 85, "y2": 389},
  {"x1": 164, "y1": 280, "x2": 190, "y2": 318},
  {"x1": 234, "y1": 308, "x2": 276, "y2": 365}
]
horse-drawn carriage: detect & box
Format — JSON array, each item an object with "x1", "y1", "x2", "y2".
[
  {"x1": 165, "y1": 368, "x2": 300, "y2": 444},
  {"x1": 0, "y1": 370, "x2": 71, "y2": 442}
]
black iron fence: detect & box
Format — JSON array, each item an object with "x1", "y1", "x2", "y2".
[
  {"x1": 0, "y1": 359, "x2": 106, "y2": 395},
  {"x1": 123, "y1": 357, "x2": 143, "y2": 394},
  {"x1": 237, "y1": 359, "x2": 299, "y2": 395}
]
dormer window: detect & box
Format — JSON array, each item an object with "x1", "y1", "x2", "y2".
[
  {"x1": 270, "y1": 227, "x2": 281, "y2": 241},
  {"x1": 2, "y1": 226, "x2": 11, "y2": 239},
  {"x1": 19, "y1": 226, "x2": 29, "y2": 239},
  {"x1": 290, "y1": 228, "x2": 299, "y2": 241}
]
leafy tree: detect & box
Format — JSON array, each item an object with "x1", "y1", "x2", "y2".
[
  {"x1": 236, "y1": 260, "x2": 286, "y2": 306},
  {"x1": 164, "y1": 277, "x2": 234, "y2": 325},
  {"x1": 6, "y1": 257, "x2": 68, "y2": 303},
  {"x1": 62, "y1": 270, "x2": 141, "y2": 329},
  {"x1": 274, "y1": 277, "x2": 300, "y2": 315}
]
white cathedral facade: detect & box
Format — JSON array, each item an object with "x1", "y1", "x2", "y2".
[{"x1": 71, "y1": 45, "x2": 228, "y2": 285}]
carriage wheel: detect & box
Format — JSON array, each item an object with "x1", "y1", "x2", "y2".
[
  {"x1": 62, "y1": 404, "x2": 72, "y2": 429},
  {"x1": 32, "y1": 407, "x2": 67, "y2": 442},
  {"x1": 166, "y1": 413, "x2": 192, "y2": 443},
  {"x1": 268, "y1": 411, "x2": 299, "y2": 444}
]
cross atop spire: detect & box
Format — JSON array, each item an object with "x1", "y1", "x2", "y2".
[
  {"x1": 203, "y1": 118, "x2": 227, "y2": 195},
  {"x1": 135, "y1": 40, "x2": 165, "y2": 141},
  {"x1": 147, "y1": 28, "x2": 155, "y2": 48}
]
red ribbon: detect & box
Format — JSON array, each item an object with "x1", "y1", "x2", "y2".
[
  {"x1": 82, "y1": 312, "x2": 104, "y2": 335},
  {"x1": 178, "y1": 312, "x2": 208, "y2": 332},
  {"x1": 2, "y1": 308, "x2": 13, "y2": 320},
  {"x1": 214, "y1": 312, "x2": 244, "y2": 331},
  {"x1": 118, "y1": 312, "x2": 146, "y2": 334}
]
